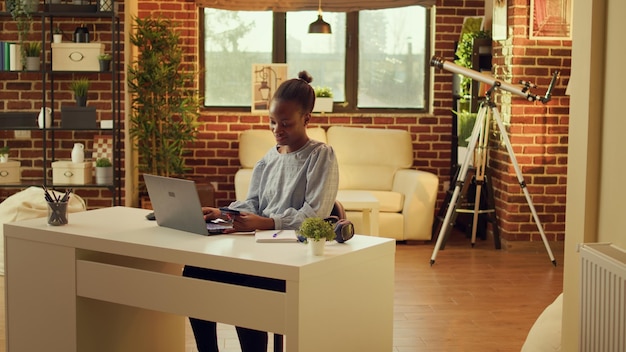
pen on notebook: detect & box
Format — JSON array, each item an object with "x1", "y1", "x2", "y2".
[{"x1": 272, "y1": 230, "x2": 283, "y2": 238}]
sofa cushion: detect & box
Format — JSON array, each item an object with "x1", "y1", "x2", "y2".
[
  {"x1": 327, "y1": 126, "x2": 413, "y2": 191},
  {"x1": 238, "y1": 127, "x2": 327, "y2": 168}
]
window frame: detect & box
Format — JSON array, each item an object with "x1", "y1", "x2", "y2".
[{"x1": 199, "y1": 8, "x2": 432, "y2": 114}]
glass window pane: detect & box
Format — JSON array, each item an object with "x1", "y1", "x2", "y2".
[
  {"x1": 286, "y1": 12, "x2": 346, "y2": 102},
  {"x1": 203, "y1": 9, "x2": 273, "y2": 107},
  {"x1": 358, "y1": 6, "x2": 427, "y2": 109}
]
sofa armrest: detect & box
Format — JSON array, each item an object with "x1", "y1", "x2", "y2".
[{"x1": 392, "y1": 169, "x2": 439, "y2": 241}]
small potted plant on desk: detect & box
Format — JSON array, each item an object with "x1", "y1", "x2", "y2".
[
  {"x1": 313, "y1": 86, "x2": 334, "y2": 113},
  {"x1": 0, "y1": 145, "x2": 10, "y2": 163},
  {"x1": 297, "y1": 217, "x2": 336, "y2": 256},
  {"x1": 95, "y1": 157, "x2": 113, "y2": 185},
  {"x1": 23, "y1": 41, "x2": 41, "y2": 71},
  {"x1": 98, "y1": 53, "x2": 112, "y2": 72},
  {"x1": 69, "y1": 77, "x2": 89, "y2": 106}
]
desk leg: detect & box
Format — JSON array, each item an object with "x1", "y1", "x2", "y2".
[
  {"x1": 284, "y1": 251, "x2": 394, "y2": 352},
  {"x1": 5, "y1": 237, "x2": 77, "y2": 352}
]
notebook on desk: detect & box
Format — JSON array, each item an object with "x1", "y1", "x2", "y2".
[{"x1": 143, "y1": 174, "x2": 234, "y2": 235}]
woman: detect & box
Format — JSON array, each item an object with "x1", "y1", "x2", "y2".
[{"x1": 184, "y1": 71, "x2": 339, "y2": 352}]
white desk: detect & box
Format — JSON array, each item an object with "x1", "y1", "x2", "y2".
[
  {"x1": 336, "y1": 190, "x2": 380, "y2": 236},
  {"x1": 4, "y1": 206, "x2": 394, "y2": 352}
]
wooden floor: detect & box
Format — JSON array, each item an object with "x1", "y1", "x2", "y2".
[{"x1": 0, "y1": 232, "x2": 564, "y2": 352}]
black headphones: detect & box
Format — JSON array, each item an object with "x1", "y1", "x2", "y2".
[{"x1": 325, "y1": 216, "x2": 354, "y2": 243}]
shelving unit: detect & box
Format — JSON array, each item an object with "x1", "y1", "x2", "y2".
[{"x1": 0, "y1": 2, "x2": 121, "y2": 205}]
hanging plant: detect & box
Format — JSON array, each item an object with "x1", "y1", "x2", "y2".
[{"x1": 7, "y1": 0, "x2": 36, "y2": 69}]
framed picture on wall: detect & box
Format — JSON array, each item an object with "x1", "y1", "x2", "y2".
[
  {"x1": 251, "y1": 64, "x2": 288, "y2": 113},
  {"x1": 530, "y1": 0, "x2": 573, "y2": 40}
]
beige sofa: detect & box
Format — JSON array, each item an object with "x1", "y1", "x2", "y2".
[{"x1": 234, "y1": 126, "x2": 439, "y2": 241}]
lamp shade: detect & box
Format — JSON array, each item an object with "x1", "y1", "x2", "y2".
[{"x1": 308, "y1": 15, "x2": 332, "y2": 34}]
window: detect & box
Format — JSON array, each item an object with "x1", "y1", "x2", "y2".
[{"x1": 202, "y1": 6, "x2": 430, "y2": 112}]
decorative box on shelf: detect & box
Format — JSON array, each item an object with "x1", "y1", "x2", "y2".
[
  {"x1": 51, "y1": 43, "x2": 104, "y2": 71},
  {"x1": 61, "y1": 106, "x2": 97, "y2": 128},
  {"x1": 0, "y1": 160, "x2": 21, "y2": 184},
  {"x1": 52, "y1": 161, "x2": 92, "y2": 185}
]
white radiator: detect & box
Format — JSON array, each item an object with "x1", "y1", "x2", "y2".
[{"x1": 579, "y1": 243, "x2": 626, "y2": 352}]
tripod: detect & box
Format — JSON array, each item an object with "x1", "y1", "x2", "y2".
[{"x1": 430, "y1": 89, "x2": 557, "y2": 266}]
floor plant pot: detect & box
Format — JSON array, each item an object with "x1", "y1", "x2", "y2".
[
  {"x1": 95, "y1": 166, "x2": 113, "y2": 185},
  {"x1": 25, "y1": 57, "x2": 40, "y2": 71},
  {"x1": 309, "y1": 239, "x2": 326, "y2": 256}
]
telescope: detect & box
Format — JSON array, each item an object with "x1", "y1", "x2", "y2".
[{"x1": 430, "y1": 56, "x2": 559, "y2": 104}]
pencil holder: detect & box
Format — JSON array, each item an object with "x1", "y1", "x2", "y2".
[{"x1": 47, "y1": 201, "x2": 69, "y2": 226}]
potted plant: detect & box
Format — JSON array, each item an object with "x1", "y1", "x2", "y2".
[
  {"x1": 297, "y1": 217, "x2": 336, "y2": 256},
  {"x1": 313, "y1": 86, "x2": 333, "y2": 113},
  {"x1": 23, "y1": 41, "x2": 40, "y2": 71},
  {"x1": 98, "y1": 53, "x2": 112, "y2": 72},
  {"x1": 53, "y1": 25, "x2": 63, "y2": 43},
  {"x1": 95, "y1": 157, "x2": 113, "y2": 185},
  {"x1": 128, "y1": 16, "x2": 200, "y2": 187},
  {"x1": 69, "y1": 77, "x2": 89, "y2": 106},
  {"x1": 0, "y1": 145, "x2": 10, "y2": 163}
]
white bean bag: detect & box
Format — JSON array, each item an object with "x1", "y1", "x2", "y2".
[
  {"x1": 521, "y1": 293, "x2": 563, "y2": 352},
  {"x1": 0, "y1": 187, "x2": 86, "y2": 275}
]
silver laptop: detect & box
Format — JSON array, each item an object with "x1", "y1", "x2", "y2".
[{"x1": 143, "y1": 174, "x2": 233, "y2": 235}]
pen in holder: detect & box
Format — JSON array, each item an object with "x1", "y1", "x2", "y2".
[{"x1": 43, "y1": 186, "x2": 72, "y2": 226}]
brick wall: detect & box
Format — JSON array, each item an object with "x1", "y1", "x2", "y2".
[
  {"x1": 489, "y1": 0, "x2": 570, "y2": 243},
  {"x1": 1, "y1": 0, "x2": 570, "y2": 243}
]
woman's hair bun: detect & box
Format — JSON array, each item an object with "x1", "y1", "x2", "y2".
[{"x1": 298, "y1": 70, "x2": 313, "y2": 84}]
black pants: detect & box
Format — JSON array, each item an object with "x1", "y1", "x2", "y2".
[{"x1": 182, "y1": 265, "x2": 285, "y2": 352}]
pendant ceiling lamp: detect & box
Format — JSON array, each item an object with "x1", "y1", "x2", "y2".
[{"x1": 308, "y1": 0, "x2": 332, "y2": 34}]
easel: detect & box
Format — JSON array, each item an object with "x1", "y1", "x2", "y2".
[{"x1": 430, "y1": 57, "x2": 558, "y2": 266}]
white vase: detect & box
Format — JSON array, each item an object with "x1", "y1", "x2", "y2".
[
  {"x1": 0, "y1": 154, "x2": 8, "y2": 163},
  {"x1": 71, "y1": 143, "x2": 85, "y2": 163},
  {"x1": 53, "y1": 34, "x2": 62, "y2": 43},
  {"x1": 38, "y1": 107, "x2": 52, "y2": 129},
  {"x1": 309, "y1": 239, "x2": 326, "y2": 256}
]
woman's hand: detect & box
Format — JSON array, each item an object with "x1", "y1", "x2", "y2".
[
  {"x1": 201, "y1": 207, "x2": 222, "y2": 221},
  {"x1": 232, "y1": 213, "x2": 275, "y2": 232}
]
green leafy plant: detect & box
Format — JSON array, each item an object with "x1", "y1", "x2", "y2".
[
  {"x1": 98, "y1": 53, "x2": 112, "y2": 61},
  {"x1": 23, "y1": 41, "x2": 40, "y2": 57},
  {"x1": 314, "y1": 86, "x2": 333, "y2": 98},
  {"x1": 297, "y1": 217, "x2": 336, "y2": 243},
  {"x1": 128, "y1": 16, "x2": 200, "y2": 178},
  {"x1": 96, "y1": 157, "x2": 112, "y2": 167},
  {"x1": 454, "y1": 30, "x2": 490, "y2": 98},
  {"x1": 0, "y1": 145, "x2": 9, "y2": 155},
  {"x1": 69, "y1": 77, "x2": 89, "y2": 98},
  {"x1": 53, "y1": 24, "x2": 63, "y2": 34}
]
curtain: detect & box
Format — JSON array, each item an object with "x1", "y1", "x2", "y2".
[{"x1": 193, "y1": 0, "x2": 435, "y2": 12}]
